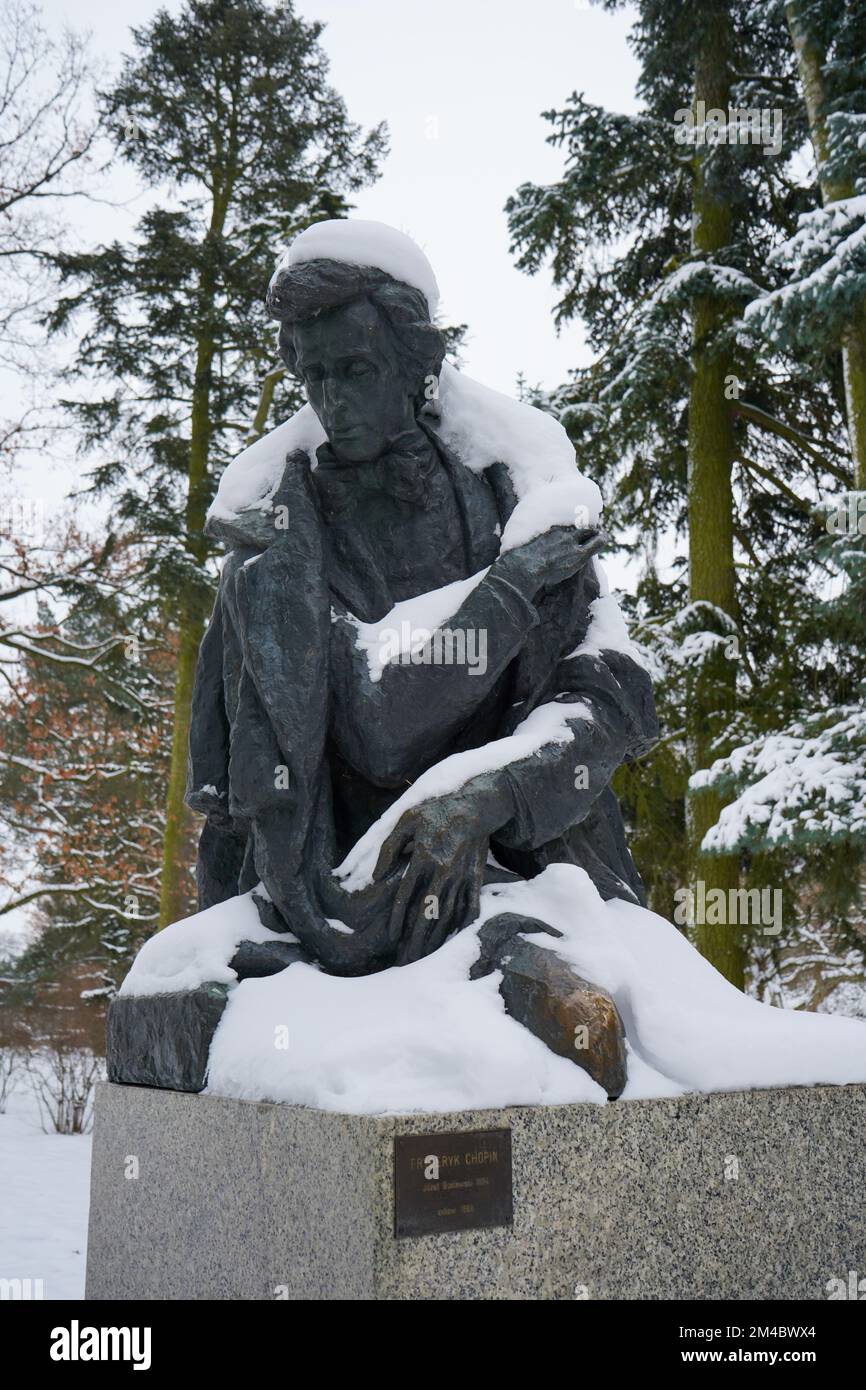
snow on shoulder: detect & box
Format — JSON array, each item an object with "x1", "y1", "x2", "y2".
[
  {"x1": 207, "y1": 405, "x2": 326, "y2": 524},
  {"x1": 207, "y1": 217, "x2": 601, "y2": 531}
]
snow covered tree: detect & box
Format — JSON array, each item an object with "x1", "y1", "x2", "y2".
[
  {"x1": 690, "y1": 0, "x2": 866, "y2": 957},
  {"x1": 0, "y1": 527, "x2": 174, "y2": 993},
  {"x1": 692, "y1": 499, "x2": 866, "y2": 940},
  {"x1": 507, "y1": 0, "x2": 861, "y2": 986},
  {"x1": 765, "y1": 0, "x2": 866, "y2": 486},
  {"x1": 49, "y1": 0, "x2": 387, "y2": 928}
]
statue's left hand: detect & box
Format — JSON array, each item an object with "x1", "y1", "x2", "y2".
[{"x1": 372, "y1": 777, "x2": 514, "y2": 965}]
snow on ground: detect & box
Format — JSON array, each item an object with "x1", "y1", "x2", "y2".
[
  {"x1": 0, "y1": 1078, "x2": 91, "y2": 1299},
  {"x1": 124, "y1": 863, "x2": 866, "y2": 1116}
]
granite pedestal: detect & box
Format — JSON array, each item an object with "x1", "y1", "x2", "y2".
[{"x1": 85, "y1": 1080, "x2": 866, "y2": 1301}]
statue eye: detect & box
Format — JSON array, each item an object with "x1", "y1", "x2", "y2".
[{"x1": 346, "y1": 359, "x2": 374, "y2": 379}]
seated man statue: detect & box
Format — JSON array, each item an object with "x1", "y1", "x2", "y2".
[{"x1": 187, "y1": 220, "x2": 657, "y2": 984}]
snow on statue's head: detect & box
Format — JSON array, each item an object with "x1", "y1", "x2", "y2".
[
  {"x1": 206, "y1": 218, "x2": 602, "y2": 533},
  {"x1": 267, "y1": 221, "x2": 446, "y2": 464}
]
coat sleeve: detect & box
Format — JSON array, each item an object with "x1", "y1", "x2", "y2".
[
  {"x1": 328, "y1": 568, "x2": 542, "y2": 788},
  {"x1": 493, "y1": 644, "x2": 658, "y2": 851},
  {"x1": 185, "y1": 586, "x2": 232, "y2": 825},
  {"x1": 478, "y1": 556, "x2": 658, "y2": 851}
]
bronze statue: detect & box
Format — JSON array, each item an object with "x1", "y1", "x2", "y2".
[{"x1": 108, "y1": 222, "x2": 657, "y2": 1097}]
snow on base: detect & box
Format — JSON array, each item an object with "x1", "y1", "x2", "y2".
[
  {"x1": 126, "y1": 864, "x2": 866, "y2": 1115},
  {"x1": 497, "y1": 867, "x2": 866, "y2": 1097},
  {"x1": 208, "y1": 919, "x2": 607, "y2": 1114},
  {"x1": 119, "y1": 893, "x2": 290, "y2": 998}
]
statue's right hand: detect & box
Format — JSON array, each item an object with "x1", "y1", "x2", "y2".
[{"x1": 493, "y1": 526, "x2": 606, "y2": 601}]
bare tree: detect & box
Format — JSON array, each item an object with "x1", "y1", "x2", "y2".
[
  {"x1": 24, "y1": 1044, "x2": 102, "y2": 1133},
  {"x1": 0, "y1": 1, "x2": 99, "y2": 342},
  {"x1": 0, "y1": 1044, "x2": 21, "y2": 1112},
  {"x1": 0, "y1": 0, "x2": 101, "y2": 472}
]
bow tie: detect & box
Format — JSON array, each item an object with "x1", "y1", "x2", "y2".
[{"x1": 313, "y1": 429, "x2": 437, "y2": 516}]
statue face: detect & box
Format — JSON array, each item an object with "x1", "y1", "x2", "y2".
[{"x1": 293, "y1": 299, "x2": 417, "y2": 463}]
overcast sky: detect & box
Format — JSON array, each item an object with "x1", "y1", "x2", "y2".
[{"x1": 40, "y1": 0, "x2": 640, "y2": 394}]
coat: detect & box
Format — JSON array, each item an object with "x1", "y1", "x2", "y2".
[{"x1": 185, "y1": 425, "x2": 658, "y2": 973}]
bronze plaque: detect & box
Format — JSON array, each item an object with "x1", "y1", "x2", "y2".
[{"x1": 394, "y1": 1129, "x2": 513, "y2": 1239}]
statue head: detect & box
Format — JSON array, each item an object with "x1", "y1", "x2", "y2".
[{"x1": 267, "y1": 258, "x2": 446, "y2": 464}]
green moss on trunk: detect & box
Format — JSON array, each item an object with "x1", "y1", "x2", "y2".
[{"x1": 686, "y1": 2, "x2": 744, "y2": 987}]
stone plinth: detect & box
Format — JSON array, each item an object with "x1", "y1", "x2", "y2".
[{"x1": 85, "y1": 1081, "x2": 866, "y2": 1301}]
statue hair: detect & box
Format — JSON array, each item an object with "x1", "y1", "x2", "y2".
[{"x1": 267, "y1": 258, "x2": 446, "y2": 406}]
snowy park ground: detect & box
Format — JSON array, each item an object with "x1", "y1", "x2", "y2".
[{"x1": 0, "y1": 1078, "x2": 92, "y2": 1300}]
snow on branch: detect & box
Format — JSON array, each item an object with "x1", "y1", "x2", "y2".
[{"x1": 690, "y1": 706, "x2": 866, "y2": 854}]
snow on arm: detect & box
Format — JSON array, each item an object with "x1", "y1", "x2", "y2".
[
  {"x1": 335, "y1": 699, "x2": 591, "y2": 891},
  {"x1": 567, "y1": 559, "x2": 651, "y2": 670},
  {"x1": 343, "y1": 568, "x2": 491, "y2": 682}
]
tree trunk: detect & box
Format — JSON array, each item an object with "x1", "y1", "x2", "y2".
[
  {"x1": 842, "y1": 316, "x2": 866, "y2": 492},
  {"x1": 157, "y1": 596, "x2": 204, "y2": 926},
  {"x1": 246, "y1": 364, "x2": 284, "y2": 446},
  {"x1": 686, "y1": 2, "x2": 744, "y2": 986},
  {"x1": 157, "y1": 108, "x2": 238, "y2": 926},
  {"x1": 157, "y1": 324, "x2": 215, "y2": 928},
  {"x1": 785, "y1": 0, "x2": 866, "y2": 488}
]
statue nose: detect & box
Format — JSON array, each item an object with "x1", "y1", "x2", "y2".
[{"x1": 323, "y1": 381, "x2": 351, "y2": 425}]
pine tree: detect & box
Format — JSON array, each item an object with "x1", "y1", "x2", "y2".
[
  {"x1": 777, "y1": 0, "x2": 866, "y2": 486},
  {"x1": 684, "y1": 0, "x2": 743, "y2": 983},
  {"x1": 505, "y1": 0, "x2": 858, "y2": 986},
  {"x1": 49, "y1": 0, "x2": 387, "y2": 927},
  {"x1": 691, "y1": 0, "x2": 866, "y2": 958}
]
